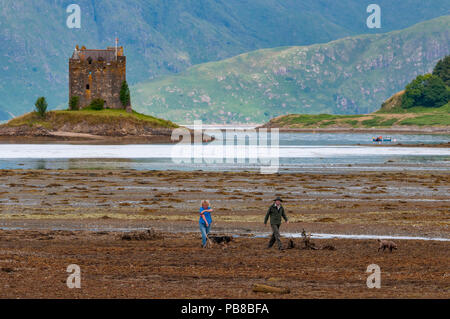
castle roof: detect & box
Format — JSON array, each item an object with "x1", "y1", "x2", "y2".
[{"x1": 71, "y1": 47, "x2": 123, "y2": 62}]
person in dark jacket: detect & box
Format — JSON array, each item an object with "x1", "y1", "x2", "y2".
[{"x1": 264, "y1": 196, "x2": 288, "y2": 250}]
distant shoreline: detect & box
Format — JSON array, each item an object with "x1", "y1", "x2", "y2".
[
  {"x1": 0, "y1": 126, "x2": 449, "y2": 145},
  {"x1": 258, "y1": 127, "x2": 450, "y2": 135},
  {"x1": 0, "y1": 134, "x2": 177, "y2": 145},
  {"x1": 258, "y1": 103, "x2": 450, "y2": 134},
  {"x1": 358, "y1": 142, "x2": 450, "y2": 148}
]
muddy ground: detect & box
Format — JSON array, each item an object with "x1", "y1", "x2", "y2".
[
  {"x1": 0, "y1": 230, "x2": 449, "y2": 298},
  {"x1": 0, "y1": 169, "x2": 449, "y2": 298}
]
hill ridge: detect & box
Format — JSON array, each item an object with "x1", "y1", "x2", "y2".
[
  {"x1": 132, "y1": 15, "x2": 450, "y2": 123},
  {"x1": 1, "y1": 0, "x2": 450, "y2": 120}
]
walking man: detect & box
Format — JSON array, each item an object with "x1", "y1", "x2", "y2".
[{"x1": 264, "y1": 196, "x2": 288, "y2": 250}]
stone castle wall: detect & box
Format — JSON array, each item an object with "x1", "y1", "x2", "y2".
[{"x1": 69, "y1": 54, "x2": 127, "y2": 109}]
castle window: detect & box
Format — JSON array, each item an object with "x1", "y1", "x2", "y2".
[{"x1": 86, "y1": 84, "x2": 90, "y2": 90}]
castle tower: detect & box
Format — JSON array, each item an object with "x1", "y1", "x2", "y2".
[{"x1": 69, "y1": 45, "x2": 130, "y2": 110}]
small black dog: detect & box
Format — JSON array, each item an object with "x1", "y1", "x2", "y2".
[{"x1": 209, "y1": 236, "x2": 233, "y2": 244}]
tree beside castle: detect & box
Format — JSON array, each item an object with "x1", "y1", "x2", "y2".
[{"x1": 120, "y1": 81, "x2": 131, "y2": 108}]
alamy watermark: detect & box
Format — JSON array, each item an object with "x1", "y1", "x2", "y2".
[
  {"x1": 66, "y1": 4, "x2": 380, "y2": 30},
  {"x1": 366, "y1": 264, "x2": 381, "y2": 289},
  {"x1": 66, "y1": 4, "x2": 81, "y2": 29},
  {"x1": 66, "y1": 264, "x2": 81, "y2": 288},
  {"x1": 171, "y1": 121, "x2": 280, "y2": 174},
  {"x1": 366, "y1": 4, "x2": 381, "y2": 29}
]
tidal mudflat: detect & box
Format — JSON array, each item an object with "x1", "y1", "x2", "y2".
[{"x1": 0, "y1": 169, "x2": 448, "y2": 298}]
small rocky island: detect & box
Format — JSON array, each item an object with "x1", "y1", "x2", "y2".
[
  {"x1": 0, "y1": 109, "x2": 179, "y2": 143},
  {"x1": 0, "y1": 45, "x2": 181, "y2": 143}
]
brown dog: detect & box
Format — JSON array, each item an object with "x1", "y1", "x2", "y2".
[
  {"x1": 377, "y1": 239, "x2": 397, "y2": 252},
  {"x1": 205, "y1": 235, "x2": 233, "y2": 248}
]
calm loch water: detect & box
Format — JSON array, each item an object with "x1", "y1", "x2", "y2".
[{"x1": 0, "y1": 132, "x2": 448, "y2": 172}]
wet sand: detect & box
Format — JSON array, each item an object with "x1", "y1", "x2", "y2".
[{"x1": 0, "y1": 169, "x2": 449, "y2": 298}]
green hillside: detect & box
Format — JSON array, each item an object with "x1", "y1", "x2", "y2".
[
  {"x1": 1, "y1": 0, "x2": 450, "y2": 120},
  {"x1": 263, "y1": 53, "x2": 450, "y2": 129},
  {"x1": 261, "y1": 103, "x2": 450, "y2": 129},
  {"x1": 132, "y1": 16, "x2": 450, "y2": 124}
]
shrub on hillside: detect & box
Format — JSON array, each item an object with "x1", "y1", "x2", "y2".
[
  {"x1": 433, "y1": 55, "x2": 450, "y2": 86},
  {"x1": 401, "y1": 74, "x2": 448, "y2": 109},
  {"x1": 35, "y1": 97, "x2": 48, "y2": 117},
  {"x1": 88, "y1": 98, "x2": 105, "y2": 110},
  {"x1": 69, "y1": 96, "x2": 79, "y2": 110}
]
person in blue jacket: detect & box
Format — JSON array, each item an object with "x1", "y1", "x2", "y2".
[{"x1": 199, "y1": 200, "x2": 213, "y2": 248}]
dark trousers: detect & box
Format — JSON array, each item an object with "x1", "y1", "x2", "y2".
[{"x1": 268, "y1": 224, "x2": 282, "y2": 249}]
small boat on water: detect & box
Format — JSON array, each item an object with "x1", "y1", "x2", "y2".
[{"x1": 373, "y1": 136, "x2": 392, "y2": 143}]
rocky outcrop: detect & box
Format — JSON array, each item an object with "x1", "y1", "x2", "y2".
[
  {"x1": 380, "y1": 90, "x2": 405, "y2": 111},
  {"x1": 0, "y1": 110, "x2": 179, "y2": 142},
  {"x1": 0, "y1": 125, "x2": 50, "y2": 137}
]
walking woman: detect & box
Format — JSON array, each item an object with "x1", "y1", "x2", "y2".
[{"x1": 199, "y1": 200, "x2": 213, "y2": 248}]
